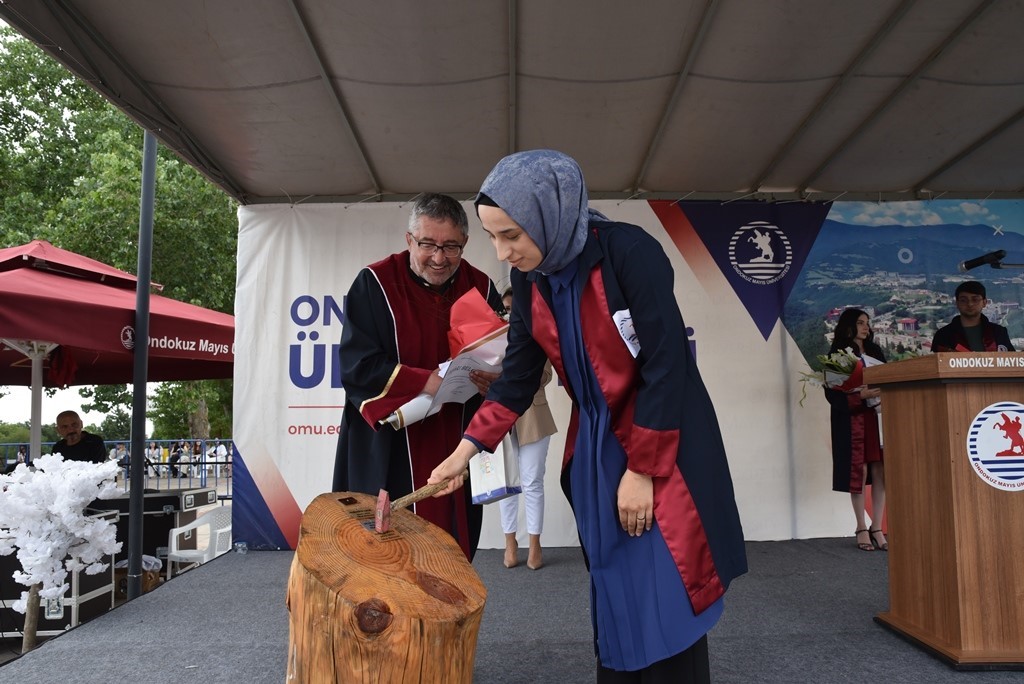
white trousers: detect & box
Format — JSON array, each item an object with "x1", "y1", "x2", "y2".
[{"x1": 499, "y1": 434, "x2": 550, "y2": 536}]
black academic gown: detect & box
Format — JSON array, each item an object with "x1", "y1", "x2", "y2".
[{"x1": 332, "y1": 251, "x2": 501, "y2": 559}]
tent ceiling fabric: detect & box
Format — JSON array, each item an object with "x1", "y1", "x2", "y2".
[{"x1": 2, "y1": 0, "x2": 1022, "y2": 204}]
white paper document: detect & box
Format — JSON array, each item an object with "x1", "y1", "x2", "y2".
[{"x1": 381, "y1": 331, "x2": 507, "y2": 430}]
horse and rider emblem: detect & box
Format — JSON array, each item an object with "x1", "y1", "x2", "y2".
[
  {"x1": 727, "y1": 221, "x2": 793, "y2": 286},
  {"x1": 993, "y1": 412, "x2": 1024, "y2": 456},
  {"x1": 966, "y1": 402, "x2": 1024, "y2": 491}
]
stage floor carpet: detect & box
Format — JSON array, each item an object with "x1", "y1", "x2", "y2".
[{"x1": 1, "y1": 538, "x2": 1021, "y2": 683}]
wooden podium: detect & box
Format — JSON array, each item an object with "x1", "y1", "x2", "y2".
[{"x1": 864, "y1": 353, "x2": 1024, "y2": 668}]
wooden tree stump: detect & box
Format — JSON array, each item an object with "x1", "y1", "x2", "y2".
[{"x1": 286, "y1": 492, "x2": 487, "y2": 683}]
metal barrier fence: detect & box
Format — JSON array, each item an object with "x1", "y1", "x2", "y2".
[{"x1": 0, "y1": 439, "x2": 233, "y2": 500}]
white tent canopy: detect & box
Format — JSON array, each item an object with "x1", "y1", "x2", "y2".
[{"x1": 2, "y1": 0, "x2": 1022, "y2": 205}]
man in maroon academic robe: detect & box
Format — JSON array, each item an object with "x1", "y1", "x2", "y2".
[{"x1": 332, "y1": 193, "x2": 502, "y2": 559}]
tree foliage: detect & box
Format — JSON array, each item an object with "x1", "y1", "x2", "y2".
[
  {"x1": 0, "y1": 27, "x2": 110, "y2": 247},
  {"x1": 0, "y1": 422, "x2": 60, "y2": 446},
  {"x1": 78, "y1": 384, "x2": 132, "y2": 415},
  {"x1": 150, "y1": 380, "x2": 232, "y2": 440},
  {"x1": 98, "y1": 410, "x2": 131, "y2": 442},
  {"x1": 1, "y1": 27, "x2": 236, "y2": 437}
]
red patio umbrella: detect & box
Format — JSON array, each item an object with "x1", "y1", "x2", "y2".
[{"x1": 0, "y1": 240, "x2": 234, "y2": 457}]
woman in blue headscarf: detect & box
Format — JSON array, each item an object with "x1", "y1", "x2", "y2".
[{"x1": 429, "y1": 150, "x2": 746, "y2": 682}]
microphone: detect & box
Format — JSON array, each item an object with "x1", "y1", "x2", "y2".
[{"x1": 958, "y1": 250, "x2": 1006, "y2": 272}]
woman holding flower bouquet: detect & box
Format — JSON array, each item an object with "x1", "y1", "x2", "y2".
[
  {"x1": 825, "y1": 308, "x2": 888, "y2": 552},
  {"x1": 428, "y1": 150, "x2": 746, "y2": 682}
]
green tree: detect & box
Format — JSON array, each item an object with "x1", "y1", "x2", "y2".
[
  {"x1": 46, "y1": 125, "x2": 238, "y2": 312},
  {"x1": 0, "y1": 422, "x2": 31, "y2": 445},
  {"x1": 2, "y1": 27, "x2": 237, "y2": 437},
  {"x1": 0, "y1": 26, "x2": 110, "y2": 246},
  {"x1": 99, "y1": 410, "x2": 131, "y2": 441},
  {"x1": 78, "y1": 384, "x2": 132, "y2": 441},
  {"x1": 0, "y1": 421, "x2": 54, "y2": 445},
  {"x1": 150, "y1": 380, "x2": 232, "y2": 440},
  {"x1": 79, "y1": 384, "x2": 132, "y2": 415}
]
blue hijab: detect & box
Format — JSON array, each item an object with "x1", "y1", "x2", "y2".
[{"x1": 477, "y1": 150, "x2": 608, "y2": 274}]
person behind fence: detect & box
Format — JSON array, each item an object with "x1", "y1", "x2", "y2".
[
  {"x1": 207, "y1": 439, "x2": 228, "y2": 477},
  {"x1": 109, "y1": 442, "x2": 128, "y2": 465},
  {"x1": 191, "y1": 440, "x2": 204, "y2": 476},
  {"x1": 931, "y1": 280, "x2": 1014, "y2": 352},
  {"x1": 428, "y1": 150, "x2": 747, "y2": 682},
  {"x1": 179, "y1": 439, "x2": 193, "y2": 475},
  {"x1": 4, "y1": 445, "x2": 28, "y2": 474},
  {"x1": 169, "y1": 439, "x2": 186, "y2": 477},
  {"x1": 146, "y1": 441, "x2": 162, "y2": 476},
  {"x1": 52, "y1": 410, "x2": 106, "y2": 463},
  {"x1": 498, "y1": 286, "x2": 557, "y2": 571},
  {"x1": 218, "y1": 440, "x2": 231, "y2": 477},
  {"x1": 332, "y1": 192, "x2": 503, "y2": 561},
  {"x1": 825, "y1": 308, "x2": 887, "y2": 552}
]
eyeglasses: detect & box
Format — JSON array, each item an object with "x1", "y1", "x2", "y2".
[{"x1": 412, "y1": 239, "x2": 464, "y2": 257}]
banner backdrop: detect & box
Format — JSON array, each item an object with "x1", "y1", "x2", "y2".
[{"x1": 233, "y1": 199, "x2": 1024, "y2": 549}]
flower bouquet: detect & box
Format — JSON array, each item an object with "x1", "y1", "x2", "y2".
[
  {"x1": 798, "y1": 348, "x2": 885, "y2": 407},
  {"x1": 798, "y1": 347, "x2": 864, "y2": 406}
]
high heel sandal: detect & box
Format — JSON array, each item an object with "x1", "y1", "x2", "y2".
[
  {"x1": 869, "y1": 528, "x2": 888, "y2": 551},
  {"x1": 527, "y1": 549, "x2": 543, "y2": 571},
  {"x1": 855, "y1": 528, "x2": 874, "y2": 552},
  {"x1": 503, "y1": 542, "x2": 519, "y2": 568}
]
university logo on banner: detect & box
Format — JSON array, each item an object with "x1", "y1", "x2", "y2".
[
  {"x1": 650, "y1": 201, "x2": 831, "y2": 340},
  {"x1": 728, "y1": 221, "x2": 793, "y2": 285},
  {"x1": 966, "y1": 401, "x2": 1024, "y2": 491}
]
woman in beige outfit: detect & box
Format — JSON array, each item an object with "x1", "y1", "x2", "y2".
[{"x1": 499, "y1": 288, "x2": 557, "y2": 569}]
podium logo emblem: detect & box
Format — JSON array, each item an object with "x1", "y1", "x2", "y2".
[{"x1": 966, "y1": 402, "x2": 1024, "y2": 491}]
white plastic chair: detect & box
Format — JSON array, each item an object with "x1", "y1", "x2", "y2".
[{"x1": 166, "y1": 504, "x2": 233, "y2": 579}]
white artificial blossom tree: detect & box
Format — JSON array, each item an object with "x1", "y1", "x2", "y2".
[{"x1": 0, "y1": 453, "x2": 122, "y2": 652}]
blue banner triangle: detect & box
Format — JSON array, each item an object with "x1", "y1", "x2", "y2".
[{"x1": 675, "y1": 202, "x2": 831, "y2": 340}]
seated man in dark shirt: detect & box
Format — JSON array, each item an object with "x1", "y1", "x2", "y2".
[
  {"x1": 931, "y1": 281, "x2": 1015, "y2": 352},
  {"x1": 52, "y1": 410, "x2": 107, "y2": 463}
]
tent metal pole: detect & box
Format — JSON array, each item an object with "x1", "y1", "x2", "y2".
[
  {"x1": 127, "y1": 130, "x2": 157, "y2": 600},
  {"x1": 29, "y1": 345, "x2": 44, "y2": 464},
  {"x1": 0, "y1": 339, "x2": 56, "y2": 463}
]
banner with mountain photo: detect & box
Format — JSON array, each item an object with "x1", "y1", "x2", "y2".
[
  {"x1": 780, "y1": 200, "x2": 1024, "y2": 367},
  {"x1": 230, "y1": 198, "x2": 1024, "y2": 550}
]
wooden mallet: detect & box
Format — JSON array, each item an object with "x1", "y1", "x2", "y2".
[{"x1": 375, "y1": 470, "x2": 469, "y2": 533}]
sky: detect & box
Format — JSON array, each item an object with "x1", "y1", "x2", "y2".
[
  {"x1": 0, "y1": 385, "x2": 106, "y2": 429},
  {"x1": 826, "y1": 199, "x2": 1024, "y2": 233},
  {"x1": 0, "y1": 385, "x2": 154, "y2": 437}
]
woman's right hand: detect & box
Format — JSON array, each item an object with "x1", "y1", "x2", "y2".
[
  {"x1": 427, "y1": 439, "x2": 478, "y2": 496},
  {"x1": 859, "y1": 385, "x2": 881, "y2": 399}
]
